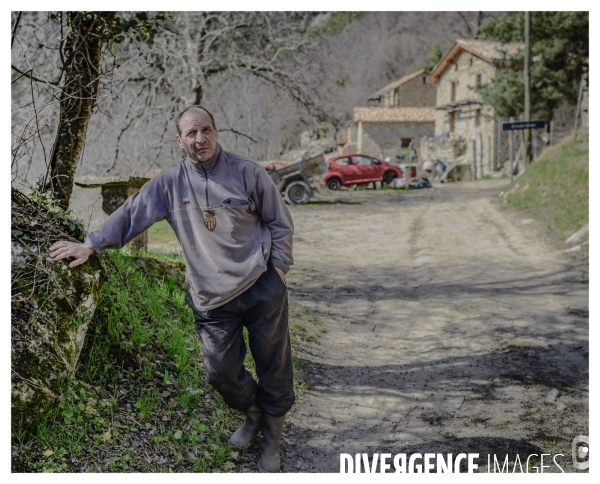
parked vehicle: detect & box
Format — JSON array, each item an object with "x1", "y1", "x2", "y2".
[
  {"x1": 322, "y1": 154, "x2": 403, "y2": 190},
  {"x1": 267, "y1": 154, "x2": 327, "y2": 204}
]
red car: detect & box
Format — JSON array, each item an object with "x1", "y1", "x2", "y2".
[{"x1": 322, "y1": 154, "x2": 403, "y2": 190}]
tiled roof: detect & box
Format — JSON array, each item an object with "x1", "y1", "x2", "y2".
[
  {"x1": 457, "y1": 38, "x2": 523, "y2": 62},
  {"x1": 353, "y1": 107, "x2": 436, "y2": 124},
  {"x1": 427, "y1": 38, "x2": 524, "y2": 83},
  {"x1": 368, "y1": 70, "x2": 425, "y2": 100}
]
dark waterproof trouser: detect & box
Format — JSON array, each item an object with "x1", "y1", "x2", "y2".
[{"x1": 185, "y1": 260, "x2": 295, "y2": 417}]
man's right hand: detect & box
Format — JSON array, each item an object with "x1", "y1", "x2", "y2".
[{"x1": 49, "y1": 241, "x2": 95, "y2": 268}]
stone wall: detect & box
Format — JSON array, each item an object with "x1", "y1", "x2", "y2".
[
  {"x1": 434, "y1": 52, "x2": 497, "y2": 113},
  {"x1": 363, "y1": 123, "x2": 434, "y2": 152},
  {"x1": 11, "y1": 189, "x2": 104, "y2": 433},
  {"x1": 381, "y1": 72, "x2": 436, "y2": 108},
  {"x1": 399, "y1": 73, "x2": 437, "y2": 107},
  {"x1": 340, "y1": 126, "x2": 383, "y2": 158},
  {"x1": 432, "y1": 50, "x2": 508, "y2": 176},
  {"x1": 420, "y1": 135, "x2": 468, "y2": 162}
]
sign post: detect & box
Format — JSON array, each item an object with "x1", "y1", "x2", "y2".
[
  {"x1": 508, "y1": 117, "x2": 515, "y2": 183},
  {"x1": 503, "y1": 120, "x2": 545, "y2": 182},
  {"x1": 496, "y1": 117, "x2": 501, "y2": 169},
  {"x1": 502, "y1": 120, "x2": 545, "y2": 131}
]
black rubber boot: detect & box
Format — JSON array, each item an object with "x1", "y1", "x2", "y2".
[
  {"x1": 257, "y1": 412, "x2": 286, "y2": 473},
  {"x1": 228, "y1": 402, "x2": 264, "y2": 449}
]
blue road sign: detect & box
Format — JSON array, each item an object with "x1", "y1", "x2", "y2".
[{"x1": 502, "y1": 120, "x2": 545, "y2": 131}]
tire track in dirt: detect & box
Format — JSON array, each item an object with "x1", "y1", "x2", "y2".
[{"x1": 279, "y1": 181, "x2": 588, "y2": 473}]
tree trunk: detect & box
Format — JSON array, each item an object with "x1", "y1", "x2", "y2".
[
  {"x1": 47, "y1": 12, "x2": 103, "y2": 209},
  {"x1": 194, "y1": 85, "x2": 203, "y2": 105}
]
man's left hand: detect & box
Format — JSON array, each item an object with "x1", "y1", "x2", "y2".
[
  {"x1": 275, "y1": 267, "x2": 286, "y2": 285},
  {"x1": 49, "y1": 241, "x2": 94, "y2": 268}
]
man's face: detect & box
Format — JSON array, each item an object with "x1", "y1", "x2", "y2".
[{"x1": 176, "y1": 108, "x2": 218, "y2": 163}]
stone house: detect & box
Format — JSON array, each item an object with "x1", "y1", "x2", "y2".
[
  {"x1": 345, "y1": 70, "x2": 436, "y2": 160},
  {"x1": 367, "y1": 69, "x2": 436, "y2": 108},
  {"x1": 422, "y1": 39, "x2": 524, "y2": 178},
  {"x1": 352, "y1": 106, "x2": 435, "y2": 158}
]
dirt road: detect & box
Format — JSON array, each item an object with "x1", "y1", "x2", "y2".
[{"x1": 280, "y1": 180, "x2": 589, "y2": 473}]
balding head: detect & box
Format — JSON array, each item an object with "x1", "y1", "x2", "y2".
[{"x1": 175, "y1": 105, "x2": 217, "y2": 136}]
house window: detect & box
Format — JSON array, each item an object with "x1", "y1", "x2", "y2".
[
  {"x1": 394, "y1": 90, "x2": 400, "y2": 107},
  {"x1": 476, "y1": 73, "x2": 482, "y2": 87},
  {"x1": 451, "y1": 82, "x2": 457, "y2": 102},
  {"x1": 469, "y1": 57, "x2": 473, "y2": 67},
  {"x1": 475, "y1": 108, "x2": 481, "y2": 127},
  {"x1": 400, "y1": 137, "x2": 413, "y2": 148},
  {"x1": 449, "y1": 112, "x2": 455, "y2": 132}
]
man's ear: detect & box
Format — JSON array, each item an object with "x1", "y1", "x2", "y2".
[{"x1": 175, "y1": 134, "x2": 184, "y2": 150}]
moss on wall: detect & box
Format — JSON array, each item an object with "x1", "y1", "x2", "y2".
[{"x1": 11, "y1": 189, "x2": 104, "y2": 434}]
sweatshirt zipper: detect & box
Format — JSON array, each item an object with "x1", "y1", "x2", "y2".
[{"x1": 201, "y1": 165, "x2": 210, "y2": 207}]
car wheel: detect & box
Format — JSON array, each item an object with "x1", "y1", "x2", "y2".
[
  {"x1": 284, "y1": 181, "x2": 312, "y2": 205},
  {"x1": 326, "y1": 178, "x2": 341, "y2": 191},
  {"x1": 382, "y1": 171, "x2": 398, "y2": 185}
]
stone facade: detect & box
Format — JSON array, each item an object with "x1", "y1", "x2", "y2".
[
  {"x1": 372, "y1": 71, "x2": 437, "y2": 108},
  {"x1": 364, "y1": 123, "x2": 434, "y2": 158},
  {"x1": 352, "y1": 106, "x2": 435, "y2": 159},
  {"x1": 351, "y1": 70, "x2": 436, "y2": 159},
  {"x1": 432, "y1": 51, "x2": 503, "y2": 176},
  {"x1": 339, "y1": 126, "x2": 384, "y2": 159},
  {"x1": 424, "y1": 39, "x2": 525, "y2": 177},
  {"x1": 420, "y1": 136, "x2": 467, "y2": 162}
]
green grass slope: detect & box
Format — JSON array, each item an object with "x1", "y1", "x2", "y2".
[
  {"x1": 12, "y1": 251, "x2": 317, "y2": 473},
  {"x1": 500, "y1": 134, "x2": 589, "y2": 242}
]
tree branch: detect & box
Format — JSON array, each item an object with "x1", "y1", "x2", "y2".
[
  {"x1": 11, "y1": 65, "x2": 58, "y2": 86},
  {"x1": 219, "y1": 128, "x2": 258, "y2": 143},
  {"x1": 11, "y1": 11, "x2": 22, "y2": 49}
]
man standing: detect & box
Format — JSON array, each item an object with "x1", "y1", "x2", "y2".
[{"x1": 49, "y1": 105, "x2": 295, "y2": 473}]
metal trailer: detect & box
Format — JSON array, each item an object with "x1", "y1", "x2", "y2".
[{"x1": 267, "y1": 154, "x2": 327, "y2": 205}]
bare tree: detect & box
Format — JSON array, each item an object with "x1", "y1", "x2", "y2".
[
  {"x1": 11, "y1": 11, "x2": 167, "y2": 208},
  {"x1": 87, "y1": 12, "x2": 325, "y2": 172}
]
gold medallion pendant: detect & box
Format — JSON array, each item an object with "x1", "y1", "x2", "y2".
[{"x1": 204, "y1": 211, "x2": 217, "y2": 231}]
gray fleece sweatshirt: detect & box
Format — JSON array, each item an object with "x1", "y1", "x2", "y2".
[{"x1": 85, "y1": 145, "x2": 294, "y2": 311}]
